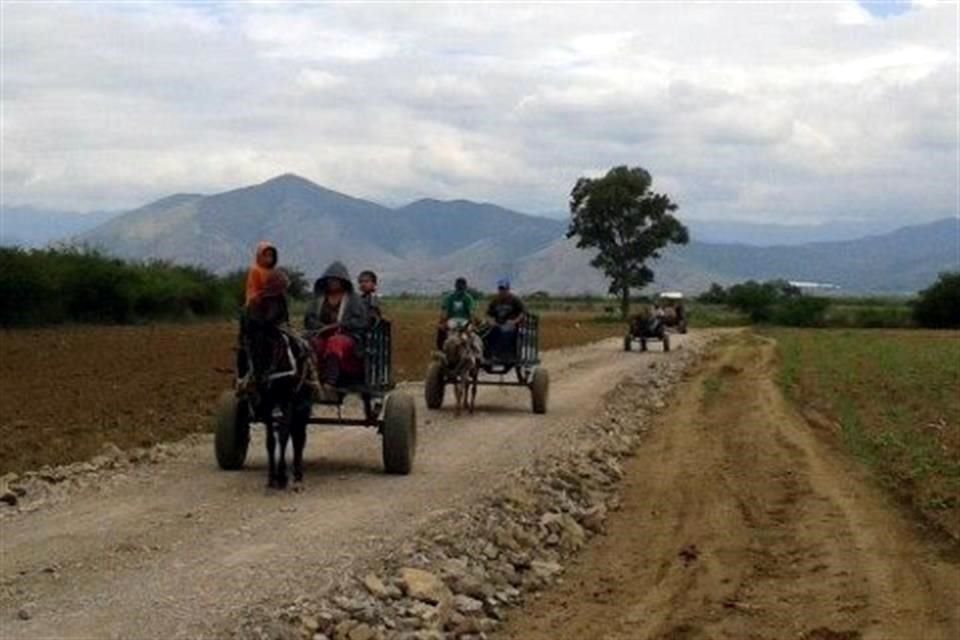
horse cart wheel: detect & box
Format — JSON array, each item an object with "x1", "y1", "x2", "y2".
[
  {"x1": 531, "y1": 367, "x2": 550, "y2": 415},
  {"x1": 424, "y1": 362, "x2": 445, "y2": 410},
  {"x1": 623, "y1": 335, "x2": 632, "y2": 352},
  {"x1": 382, "y1": 393, "x2": 417, "y2": 475},
  {"x1": 214, "y1": 390, "x2": 250, "y2": 470}
]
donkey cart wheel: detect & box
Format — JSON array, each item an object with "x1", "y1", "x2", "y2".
[
  {"x1": 214, "y1": 390, "x2": 250, "y2": 470},
  {"x1": 382, "y1": 393, "x2": 417, "y2": 475},
  {"x1": 424, "y1": 362, "x2": 445, "y2": 410},
  {"x1": 531, "y1": 367, "x2": 550, "y2": 415}
]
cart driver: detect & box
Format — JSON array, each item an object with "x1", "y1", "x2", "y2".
[
  {"x1": 436, "y1": 277, "x2": 476, "y2": 351},
  {"x1": 484, "y1": 278, "x2": 526, "y2": 360}
]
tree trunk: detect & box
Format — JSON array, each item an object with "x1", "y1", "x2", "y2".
[{"x1": 620, "y1": 287, "x2": 631, "y2": 320}]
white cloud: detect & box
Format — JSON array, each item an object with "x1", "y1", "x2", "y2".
[
  {"x1": 0, "y1": 1, "x2": 956, "y2": 228},
  {"x1": 297, "y1": 69, "x2": 347, "y2": 92}
]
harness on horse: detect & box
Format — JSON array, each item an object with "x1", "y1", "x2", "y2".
[{"x1": 240, "y1": 310, "x2": 317, "y2": 397}]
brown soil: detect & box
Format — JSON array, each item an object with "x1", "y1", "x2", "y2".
[
  {"x1": 0, "y1": 312, "x2": 622, "y2": 475},
  {"x1": 498, "y1": 334, "x2": 960, "y2": 640},
  {"x1": 0, "y1": 323, "x2": 235, "y2": 474},
  {"x1": 0, "y1": 334, "x2": 693, "y2": 640}
]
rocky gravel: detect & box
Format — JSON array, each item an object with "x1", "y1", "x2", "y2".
[
  {"x1": 230, "y1": 341, "x2": 708, "y2": 640},
  {"x1": 0, "y1": 434, "x2": 208, "y2": 519}
]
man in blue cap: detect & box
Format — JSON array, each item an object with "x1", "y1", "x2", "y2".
[{"x1": 484, "y1": 277, "x2": 527, "y2": 360}]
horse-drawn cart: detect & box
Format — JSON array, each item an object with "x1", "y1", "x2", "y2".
[
  {"x1": 424, "y1": 314, "x2": 549, "y2": 414},
  {"x1": 215, "y1": 320, "x2": 416, "y2": 478},
  {"x1": 624, "y1": 315, "x2": 671, "y2": 352}
]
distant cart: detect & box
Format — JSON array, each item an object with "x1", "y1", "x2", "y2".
[
  {"x1": 425, "y1": 314, "x2": 549, "y2": 414},
  {"x1": 624, "y1": 314, "x2": 671, "y2": 352}
]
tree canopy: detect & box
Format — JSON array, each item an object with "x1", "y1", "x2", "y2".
[
  {"x1": 913, "y1": 272, "x2": 960, "y2": 328},
  {"x1": 567, "y1": 166, "x2": 688, "y2": 317}
]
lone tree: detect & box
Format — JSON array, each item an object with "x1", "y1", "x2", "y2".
[{"x1": 567, "y1": 166, "x2": 689, "y2": 318}]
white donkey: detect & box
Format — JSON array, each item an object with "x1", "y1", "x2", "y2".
[{"x1": 436, "y1": 319, "x2": 483, "y2": 416}]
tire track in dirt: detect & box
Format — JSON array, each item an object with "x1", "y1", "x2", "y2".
[{"x1": 498, "y1": 333, "x2": 959, "y2": 640}]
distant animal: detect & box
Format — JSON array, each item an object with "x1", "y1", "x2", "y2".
[{"x1": 436, "y1": 321, "x2": 483, "y2": 416}]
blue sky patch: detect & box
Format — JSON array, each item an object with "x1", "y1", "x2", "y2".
[{"x1": 859, "y1": 0, "x2": 913, "y2": 18}]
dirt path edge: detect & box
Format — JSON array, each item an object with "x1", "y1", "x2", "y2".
[{"x1": 229, "y1": 338, "x2": 714, "y2": 640}]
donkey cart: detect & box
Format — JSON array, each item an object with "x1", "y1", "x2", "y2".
[
  {"x1": 215, "y1": 320, "x2": 416, "y2": 478},
  {"x1": 624, "y1": 315, "x2": 671, "y2": 353},
  {"x1": 424, "y1": 314, "x2": 550, "y2": 414}
]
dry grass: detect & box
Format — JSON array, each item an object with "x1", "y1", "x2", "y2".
[{"x1": 0, "y1": 311, "x2": 623, "y2": 475}]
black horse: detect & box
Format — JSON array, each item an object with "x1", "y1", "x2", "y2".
[{"x1": 239, "y1": 306, "x2": 316, "y2": 490}]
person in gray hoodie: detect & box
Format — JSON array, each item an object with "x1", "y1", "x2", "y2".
[{"x1": 304, "y1": 261, "x2": 369, "y2": 397}]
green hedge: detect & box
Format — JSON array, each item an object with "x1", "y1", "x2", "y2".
[
  {"x1": 0, "y1": 248, "x2": 238, "y2": 326},
  {"x1": 772, "y1": 296, "x2": 831, "y2": 327}
]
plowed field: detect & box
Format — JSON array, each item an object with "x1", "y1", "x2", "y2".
[{"x1": 0, "y1": 311, "x2": 621, "y2": 474}]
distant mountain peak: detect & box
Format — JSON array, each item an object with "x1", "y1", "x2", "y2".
[{"x1": 260, "y1": 173, "x2": 319, "y2": 189}]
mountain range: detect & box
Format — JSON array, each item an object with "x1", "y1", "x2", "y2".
[
  {"x1": 26, "y1": 173, "x2": 960, "y2": 294},
  {"x1": 0, "y1": 206, "x2": 120, "y2": 248}
]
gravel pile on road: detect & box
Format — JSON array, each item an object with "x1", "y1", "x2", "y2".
[
  {"x1": 0, "y1": 434, "x2": 207, "y2": 517},
  {"x1": 233, "y1": 344, "x2": 707, "y2": 640}
]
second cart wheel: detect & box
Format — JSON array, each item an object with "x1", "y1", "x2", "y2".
[
  {"x1": 531, "y1": 367, "x2": 549, "y2": 414},
  {"x1": 382, "y1": 393, "x2": 416, "y2": 475},
  {"x1": 424, "y1": 362, "x2": 446, "y2": 409},
  {"x1": 214, "y1": 390, "x2": 250, "y2": 470}
]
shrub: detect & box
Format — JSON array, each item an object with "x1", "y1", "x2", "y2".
[
  {"x1": 59, "y1": 252, "x2": 140, "y2": 322},
  {"x1": 726, "y1": 280, "x2": 781, "y2": 322},
  {"x1": 0, "y1": 247, "x2": 63, "y2": 324},
  {"x1": 281, "y1": 267, "x2": 309, "y2": 301},
  {"x1": 772, "y1": 296, "x2": 831, "y2": 327},
  {"x1": 697, "y1": 282, "x2": 728, "y2": 304},
  {"x1": 0, "y1": 247, "x2": 235, "y2": 326},
  {"x1": 913, "y1": 272, "x2": 960, "y2": 329}
]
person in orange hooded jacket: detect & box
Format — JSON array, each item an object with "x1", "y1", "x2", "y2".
[
  {"x1": 239, "y1": 242, "x2": 321, "y2": 397},
  {"x1": 245, "y1": 241, "x2": 290, "y2": 324}
]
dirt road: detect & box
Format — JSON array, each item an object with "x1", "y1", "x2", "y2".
[
  {"x1": 498, "y1": 334, "x2": 960, "y2": 640},
  {"x1": 0, "y1": 335, "x2": 701, "y2": 639}
]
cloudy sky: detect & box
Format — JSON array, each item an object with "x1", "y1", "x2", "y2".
[{"x1": 2, "y1": 0, "x2": 957, "y2": 226}]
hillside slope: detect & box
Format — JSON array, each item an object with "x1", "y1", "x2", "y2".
[{"x1": 79, "y1": 174, "x2": 958, "y2": 293}]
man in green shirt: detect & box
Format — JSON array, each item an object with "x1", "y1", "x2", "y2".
[{"x1": 436, "y1": 277, "x2": 476, "y2": 350}]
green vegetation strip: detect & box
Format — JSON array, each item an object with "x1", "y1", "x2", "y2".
[{"x1": 771, "y1": 329, "x2": 960, "y2": 539}]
